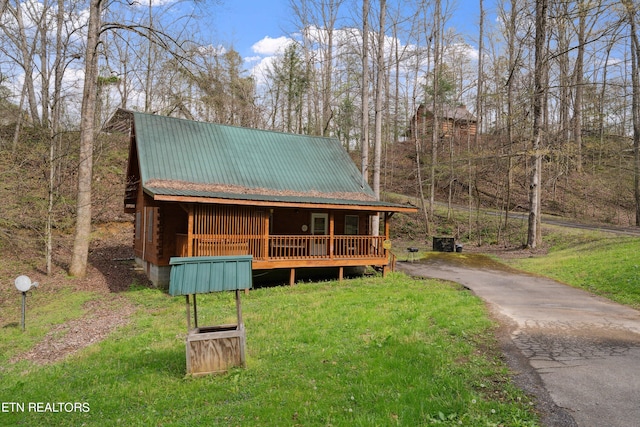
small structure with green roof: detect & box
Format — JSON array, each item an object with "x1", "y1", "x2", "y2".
[
  {"x1": 109, "y1": 109, "x2": 416, "y2": 287},
  {"x1": 169, "y1": 255, "x2": 253, "y2": 375}
]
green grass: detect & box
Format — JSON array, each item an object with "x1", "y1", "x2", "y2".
[
  {"x1": 0, "y1": 287, "x2": 98, "y2": 361},
  {"x1": 0, "y1": 274, "x2": 538, "y2": 426},
  {"x1": 508, "y1": 231, "x2": 640, "y2": 308}
]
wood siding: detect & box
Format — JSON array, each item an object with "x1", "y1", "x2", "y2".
[
  {"x1": 132, "y1": 182, "x2": 391, "y2": 272},
  {"x1": 190, "y1": 205, "x2": 267, "y2": 258}
]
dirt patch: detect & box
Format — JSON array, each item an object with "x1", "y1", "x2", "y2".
[
  {"x1": 10, "y1": 296, "x2": 136, "y2": 365},
  {"x1": 2, "y1": 221, "x2": 150, "y2": 365}
]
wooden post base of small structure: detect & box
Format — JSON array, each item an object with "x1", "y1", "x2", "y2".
[
  {"x1": 186, "y1": 324, "x2": 246, "y2": 375},
  {"x1": 170, "y1": 256, "x2": 252, "y2": 376},
  {"x1": 184, "y1": 290, "x2": 246, "y2": 376}
]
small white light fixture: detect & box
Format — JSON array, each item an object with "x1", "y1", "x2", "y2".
[
  {"x1": 15, "y1": 275, "x2": 38, "y2": 292},
  {"x1": 14, "y1": 275, "x2": 39, "y2": 331}
]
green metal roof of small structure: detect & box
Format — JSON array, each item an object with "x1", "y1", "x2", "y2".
[
  {"x1": 130, "y1": 112, "x2": 382, "y2": 205},
  {"x1": 169, "y1": 256, "x2": 253, "y2": 295}
]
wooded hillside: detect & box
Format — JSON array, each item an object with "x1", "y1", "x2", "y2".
[
  {"x1": 1, "y1": 0, "x2": 639, "y2": 274},
  {"x1": 0, "y1": 123, "x2": 634, "y2": 266}
]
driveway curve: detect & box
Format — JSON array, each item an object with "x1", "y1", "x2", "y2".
[{"x1": 398, "y1": 254, "x2": 640, "y2": 427}]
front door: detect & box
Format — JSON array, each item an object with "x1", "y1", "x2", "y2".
[{"x1": 310, "y1": 213, "x2": 328, "y2": 256}]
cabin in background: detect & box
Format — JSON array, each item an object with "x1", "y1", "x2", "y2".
[
  {"x1": 406, "y1": 104, "x2": 477, "y2": 141},
  {"x1": 107, "y1": 110, "x2": 416, "y2": 287}
]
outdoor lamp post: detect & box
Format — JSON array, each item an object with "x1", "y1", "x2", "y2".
[{"x1": 14, "y1": 275, "x2": 39, "y2": 331}]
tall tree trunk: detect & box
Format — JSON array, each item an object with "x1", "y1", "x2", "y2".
[
  {"x1": 321, "y1": 0, "x2": 341, "y2": 136},
  {"x1": 556, "y1": 1, "x2": 570, "y2": 174},
  {"x1": 625, "y1": 0, "x2": 640, "y2": 226},
  {"x1": 45, "y1": 0, "x2": 66, "y2": 276},
  {"x1": 361, "y1": 0, "x2": 370, "y2": 186},
  {"x1": 504, "y1": 0, "x2": 519, "y2": 240},
  {"x1": 69, "y1": 0, "x2": 103, "y2": 277},
  {"x1": 371, "y1": 0, "x2": 386, "y2": 236},
  {"x1": 573, "y1": 0, "x2": 586, "y2": 174},
  {"x1": 473, "y1": 0, "x2": 484, "y2": 241},
  {"x1": 411, "y1": 13, "x2": 430, "y2": 236},
  {"x1": 430, "y1": 0, "x2": 441, "y2": 221},
  {"x1": 527, "y1": 0, "x2": 548, "y2": 249},
  {"x1": 598, "y1": 41, "x2": 613, "y2": 167},
  {"x1": 415, "y1": 112, "x2": 430, "y2": 236},
  {"x1": 144, "y1": 0, "x2": 154, "y2": 112}
]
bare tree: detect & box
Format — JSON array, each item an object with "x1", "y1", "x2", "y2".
[
  {"x1": 69, "y1": 0, "x2": 104, "y2": 277},
  {"x1": 1, "y1": 0, "x2": 44, "y2": 127},
  {"x1": 361, "y1": 0, "x2": 370, "y2": 185},
  {"x1": 623, "y1": 0, "x2": 640, "y2": 226},
  {"x1": 501, "y1": 0, "x2": 521, "y2": 242},
  {"x1": 472, "y1": 0, "x2": 484, "y2": 240},
  {"x1": 371, "y1": 0, "x2": 386, "y2": 236},
  {"x1": 572, "y1": 0, "x2": 588, "y2": 174},
  {"x1": 46, "y1": 0, "x2": 71, "y2": 275},
  {"x1": 430, "y1": 0, "x2": 442, "y2": 221},
  {"x1": 527, "y1": 0, "x2": 548, "y2": 249},
  {"x1": 265, "y1": 43, "x2": 309, "y2": 132}
]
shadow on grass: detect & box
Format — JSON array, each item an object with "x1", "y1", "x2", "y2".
[{"x1": 96, "y1": 346, "x2": 188, "y2": 379}]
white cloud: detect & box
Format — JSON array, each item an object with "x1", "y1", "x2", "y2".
[
  {"x1": 247, "y1": 36, "x2": 296, "y2": 85},
  {"x1": 249, "y1": 56, "x2": 278, "y2": 87},
  {"x1": 251, "y1": 36, "x2": 293, "y2": 56},
  {"x1": 244, "y1": 55, "x2": 263, "y2": 64}
]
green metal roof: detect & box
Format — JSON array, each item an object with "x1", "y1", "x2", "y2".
[
  {"x1": 132, "y1": 112, "x2": 376, "y2": 202},
  {"x1": 169, "y1": 256, "x2": 253, "y2": 295}
]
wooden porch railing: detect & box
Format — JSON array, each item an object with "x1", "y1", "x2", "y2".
[
  {"x1": 176, "y1": 234, "x2": 385, "y2": 261},
  {"x1": 176, "y1": 234, "x2": 263, "y2": 257}
]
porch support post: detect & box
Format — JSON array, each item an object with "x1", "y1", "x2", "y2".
[
  {"x1": 236, "y1": 289, "x2": 247, "y2": 367},
  {"x1": 329, "y1": 211, "x2": 335, "y2": 259},
  {"x1": 384, "y1": 212, "x2": 391, "y2": 240},
  {"x1": 187, "y1": 205, "x2": 194, "y2": 257},
  {"x1": 383, "y1": 212, "x2": 391, "y2": 277},
  {"x1": 263, "y1": 210, "x2": 270, "y2": 260},
  {"x1": 185, "y1": 295, "x2": 191, "y2": 331},
  {"x1": 236, "y1": 289, "x2": 243, "y2": 327},
  {"x1": 193, "y1": 293, "x2": 198, "y2": 329},
  {"x1": 289, "y1": 268, "x2": 295, "y2": 286},
  {"x1": 338, "y1": 266, "x2": 344, "y2": 280}
]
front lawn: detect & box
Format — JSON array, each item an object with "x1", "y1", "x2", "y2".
[{"x1": 0, "y1": 273, "x2": 538, "y2": 426}]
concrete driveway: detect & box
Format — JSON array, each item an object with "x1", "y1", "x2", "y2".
[{"x1": 398, "y1": 254, "x2": 640, "y2": 427}]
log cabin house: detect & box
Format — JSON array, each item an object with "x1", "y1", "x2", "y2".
[
  {"x1": 107, "y1": 110, "x2": 416, "y2": 287},
  {"x1": 406, "y1": 103, "x2": 477, "y2": 141}
]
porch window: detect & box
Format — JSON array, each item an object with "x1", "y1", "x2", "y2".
[
  {"x1": 345, "y1": 215, "x2": 359, "y2": 235},
  {"x1": 310, "y1": 213, "x2": 328, "y2": 256},
  {"x1": 311, "y1": 213, "x2": 328, "y2": 235}
]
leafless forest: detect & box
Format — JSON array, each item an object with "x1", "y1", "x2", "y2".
[{"x1": 0, "y1": 0, "x2": 639, "y2": 276}]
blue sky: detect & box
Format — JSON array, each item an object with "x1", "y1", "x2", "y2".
[
  {"x1": 211, "y1": 0, "x2": 484, "y2": 72},
  {"x1": 212, "y1": 0, "x2": 291, "y2": 60}
]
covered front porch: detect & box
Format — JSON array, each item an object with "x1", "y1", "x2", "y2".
[{"x1": 173, "y1": 203, "x2": 394, "y2": 283}]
